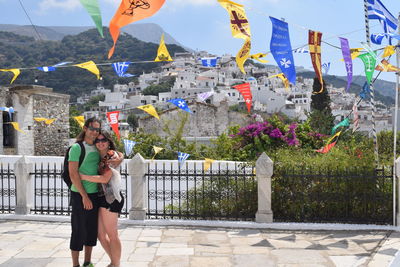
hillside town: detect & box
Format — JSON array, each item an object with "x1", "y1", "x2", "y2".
[{"x1": 77, "y1": 52, "x2": 393, "y2": 140}]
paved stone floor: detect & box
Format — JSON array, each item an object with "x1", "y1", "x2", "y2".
[{"x1": 0, "y1": 220, "x2": 399, "y2": 266}]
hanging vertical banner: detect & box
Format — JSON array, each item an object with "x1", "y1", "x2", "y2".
[
  {"x1": 269, "y1": 16, "x2": 296, "y2": 85},
  {"x1": 108, "y1": 0, "x2": 166, "y2": 58},
  {"x1": 218, "y1": 0, "x2": 251, "y2": 74},
  {"x1": 339, "y1": 37, "x2": 353, "y2": 92},
  {"x1": 308, "y1": 30, "x2": 323, "y2": 93},
  {"x1": 233, "y1": 82, "x2": 252, "y2": 113},
  {"x1": 0, "y1": 69, "x2": 20, "y2": 84},
  {"x1": 106, "y1": 111, "x2": 120, "y2": 140},
  {"x1": 79, "y1": 0, "x2": 103, "y2": 37},
  {"x1": 358, "y1": 52, "x2": 376, "y2": 84},
  {"x1": 154, "y1": 33, "x2": 173, "y2": 62},
  {"x1": 352, "y1": 101, "x2": 359, "y2": 133}
]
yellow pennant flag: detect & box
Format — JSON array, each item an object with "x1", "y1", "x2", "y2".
[
  {"x1": 74, "y1": 61, "x2": 100, "y2": 79},
  {"x1": 10, "y1": 122, "x2": 25, "y2": 134},
  {"x1": 137, "y1": 104, "x2": 160, "y2": 120},
  {"x1": 382, "y1": 45, "x2": 395, "y2": 58},
  {"x1": 250, "y1": 53, "x2": 268, "y2": 63},
  {"x1": 218, "y1": 0, "x2": 251, "y2": 74},
  {"x1": 73, "y1": 116, "x2": 85, "y2": 128},
  {"x1": 0, "y1": 69, "x2": 20, "y2": 84},
  {"x1": 154, "y1": 34, "x2": 173, "y2": 62},
  {"x1": 34, "y1": 117, "x2": 56, "y2": 125},
  {"x1": 204, "y1": 158, "x2": 215, "y2": 172},
  {"x1": 269, "y1": 73, "x2": 289, "y2": 89},
  {"x1": 152, "y1": 146, "x2": 164, "y2": 160},
  {"x1": 236, "y1": 38, "x2": 251, "y2": 74}
]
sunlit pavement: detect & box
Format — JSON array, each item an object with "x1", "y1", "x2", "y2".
[{"x1": 0, "y1": 219, "x2": 399, "y2": 266}]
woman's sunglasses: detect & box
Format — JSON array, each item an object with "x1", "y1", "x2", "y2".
[{"x1": 95, "y1": 138, "x2": 108, "y2": 144}]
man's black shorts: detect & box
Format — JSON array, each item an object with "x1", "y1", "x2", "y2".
[
  {"x1": 98, "y1": 193, "x2": 124, "y2": 213},
  {"x1": 70, "y1": 191, "x2": 99, "y2": 251}
]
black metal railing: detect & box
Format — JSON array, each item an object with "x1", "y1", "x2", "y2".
[
  {"x1": 31, "y1": 163, "x2": 71, "y2": 215},
  {"x1": 0, "y1": 163, "x2": 16, "y2": 213},
  {"x1": 146, "y1": 161, "x2": 256, "y2": 220},
  {"x1": 272, "y1": 165, "x2": 394, "y2": 225},
  {"x1": 31, "y1": 163, "x2": 130, "y2": 217}
]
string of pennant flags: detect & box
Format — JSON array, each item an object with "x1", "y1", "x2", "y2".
[{"x1": 4, "y1": 0, "x2": 400, "y2": 157}]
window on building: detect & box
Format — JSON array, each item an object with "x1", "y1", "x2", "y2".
[
  {"x1": 141, "y1": 100, "x2": 147, "y2": 104},
  {"x1": 206, "y1": 82, "x2": 209, "y2": 86},
  {"x1": 3, "y1": 111, "x2": 14, "y2": 147}
]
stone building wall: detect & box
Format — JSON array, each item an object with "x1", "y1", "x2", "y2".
[
  {"x1": 32, "y1": 93, "x2": 70, "y2": 156},
  {"x1": 138, "y1": 101, "x2": 252, "y2": 138},
  {"x1": 0, "y1": 85, "x2": 70, "y2": 156}
]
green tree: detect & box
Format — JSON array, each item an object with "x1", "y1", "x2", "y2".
[
  {"x1": 69, "y1": 105, "x2": 82, "y2": 138},
  {"x1": 127, "y1": 113, "x2": 138, "y2": 129},
  {"x1": 142, "y1": 77, "x2": 176, "y2": 96},
  {"x1": 309, "y1": 78, "x2": 334, "y2": 134}
]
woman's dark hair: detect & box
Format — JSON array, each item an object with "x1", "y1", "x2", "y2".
[
  {"x1": 96, "y1": 130, "x2": 117, "y2": 151},
  {"x1": 76, "y1": 117, "x2": 102, "y2": 142}
]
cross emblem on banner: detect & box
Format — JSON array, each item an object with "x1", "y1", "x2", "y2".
[
  {"x1": 178, "y1": 100, "x2": 185, "y2": 107},
  {"x1": 230, "y1": 11, "x2": 250, "y2": 37}
]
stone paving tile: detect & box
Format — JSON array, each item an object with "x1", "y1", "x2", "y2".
[{"x1": 1, "y1": 220, "x2": 400, "y2": 267}]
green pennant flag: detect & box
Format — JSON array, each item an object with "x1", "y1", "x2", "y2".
[
  {"x1": 357, "y1": 52, "x2": 376, "y2": 85},
  {"x1": 331, "y1": 118, "x2": 350, "y2": 135},
  {"x1": 79, "y1": 0, "x2": 103, "y2": 37}
]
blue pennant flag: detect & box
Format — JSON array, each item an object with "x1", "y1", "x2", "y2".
[
  {"x1": 112, "y1": 62, "x2": 135, "y2": 77},
  {"x1": 123, "y1": 139, "x2": 136, "y2": 156},
  {"x1": 177, "y1": 152, "x2": 190, "y2": 166},
  {"x1": 37, "y1": 61, "x2": 72, "y2": 72},
  {"x1": 167, "y1": 98, "x2": 192, "y2": 113},
  {"x1": 360, "y1": 82, "x2": 371, "y2": 100},
  {"x1": 37, "y1": 66, "x2": 56, "y2": 72},
  {"x1": 371, "y1": 33, "x2": 386, "y2": 44},
  {"x1": 322, "y1": 62, "x2": 331, "y2": 75},
  {"x1": 199, "y1": 57, "x2": 220, "y2": 67},
  {"x1": 269, "y1": 17, "x2": 296, "y2": 85}
]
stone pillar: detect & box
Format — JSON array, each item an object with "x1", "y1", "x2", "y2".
[
  {"x1": 255, "y1": 152, "x2": 273, "y2": 223},
  {"x1": 14, "y1": 156, "x2": 33, "y2": 215},
  {"x1": 128, "y1": 153, "x2": 147, "y2": 220},
  {"x1": 396, "y1": 157, "x2": 400, "y2": 225}
]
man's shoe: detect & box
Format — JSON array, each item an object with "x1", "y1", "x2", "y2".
[{"x1": 83, "y1": 263, "x2": 94, "y2": 267}]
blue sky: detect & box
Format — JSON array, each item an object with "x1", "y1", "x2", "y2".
[{"x1": 1, "y1": 0, "x2": 400, "y2": 82}]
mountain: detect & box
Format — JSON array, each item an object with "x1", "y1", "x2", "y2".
[
  {"x1": 0, "y1": 28, "x2": 187, "y2": 100},
  {"x1": 0, "y1": 23, "x2": 192, "y2": 51}
]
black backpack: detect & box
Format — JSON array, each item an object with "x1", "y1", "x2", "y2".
[{"x1": 62, "y1": 141, "x2": 85, "y2": 188}]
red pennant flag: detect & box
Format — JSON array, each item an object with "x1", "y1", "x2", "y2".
[
  {"x1": 106, "y1": 111, "x2": 120, "y2": 140},
  {"x1": 308, "y1": 30, "x2": 323, "y2": 93},
  {"x1": 316, "y1": 131, "x2": 341, "y2": 154},
  {"x1": 233, "y1": 82, "x2": 252, "y2": 113}
]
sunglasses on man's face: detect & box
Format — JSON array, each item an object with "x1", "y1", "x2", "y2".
[
  {"x1": 95, "y1": 138, "x2": 108, "y2": 144},
  {"x1": 87, "y1": 126, "x2": 101, "y2": 132}
]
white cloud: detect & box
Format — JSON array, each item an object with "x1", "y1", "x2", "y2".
[{"x1": 37, "y1": 0, "x2": 81, "y2": 13}]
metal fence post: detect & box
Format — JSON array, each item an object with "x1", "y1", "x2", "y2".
[
  {"x1": 128, "y1": 153, "x2": 147, "y2": 220},
  {"x1": 255, "y1": 152, "x2": 273, "y2": 223},
  {"x1": 396, "y1": 157, "x2": 400, "y2": 225},
  {"x1": 15, "y1": 156, "x2": 33, "y2": 215}
]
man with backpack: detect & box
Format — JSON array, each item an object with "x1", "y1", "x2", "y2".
[{"x1": 67, "y1": 117, "x2": 103, "y2": 267}]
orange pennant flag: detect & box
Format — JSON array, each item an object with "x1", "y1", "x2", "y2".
[
  {"x1": 108, "y1": 0, "x2": 166, "y2": 59},
  {"x1": 375, "y1": 59, "x2": 400, "y2": 72}
]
